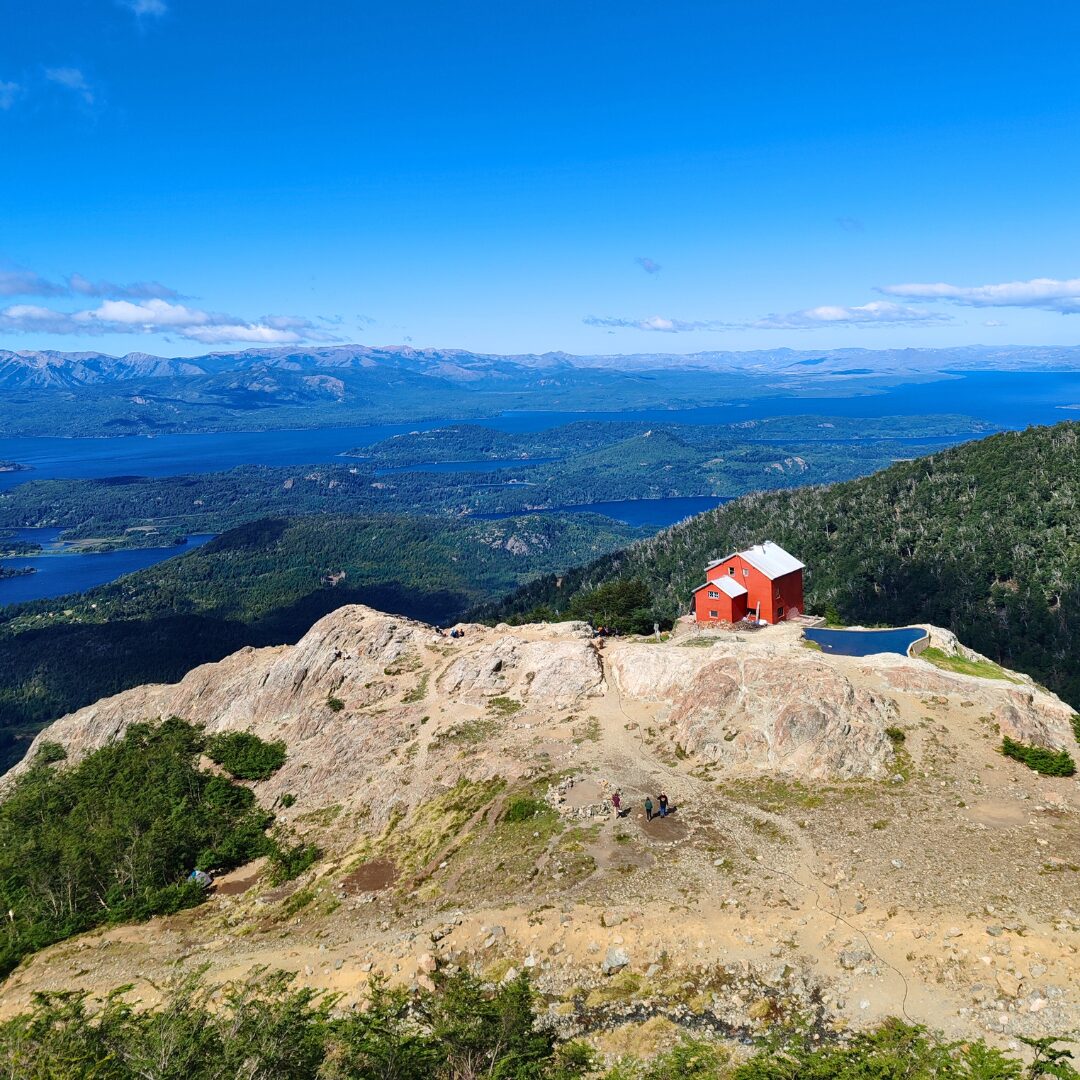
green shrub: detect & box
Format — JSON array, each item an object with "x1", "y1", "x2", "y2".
[
  {"x1": 266, "y1": 832, "x2": 321, "y2": 885},
  {"x1": 0, "y1": 717, "x2": 273, "y2": 978},
  {"x1": 1001, "y1": 736, "x2": 1076, "y2": 777},
  {"x1": 205, "y1": 731, "x2": 287, "y2": 780},
  {"x1": 1072, "y1": 714, "x2": 1080, "y2": 745},
  {"x1": 279, "y1": 793, "x2": 296, "y2": 808},
  {"x1": 326, "y1": 695, "x2": 345, "y2": 713},
  {"x1": 732, "y1": 1019, "x2": 1067, "y2": 1079},
  {"x1": 34, "y1": 740, "x2": 67, "y2": 764},
  {"x1": 567, "y1": 578, "x2": 668, "y2": 635},
  {"x1": 885, "y1": 726, "x2": 905, "y2": 744},
  {"x1": 0, "y1": 973, "x2": 1073, "y2": 1079},
  {"x1": 502, "y1": 796, "x2": 551, "y2": 823}
]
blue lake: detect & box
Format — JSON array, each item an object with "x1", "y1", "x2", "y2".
[
  {"x1": 804, "y1": 626, "x2": 927, "y2": 657},
  {"x1": 0, "y1": 368, "x2": 1078, "y2": 604},
  {"x1": 1, "y1": 370, "x2": 1078, "y2": 492},
  {"x1": 0, "y1": 529, "x2": 214, "y2": 607}
]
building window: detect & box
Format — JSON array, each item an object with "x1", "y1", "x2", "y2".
[
  {"x1": 728, "y1": 567, "x2": 735, "y2": 575},
  {"x1": 708, "y1": 590, "x2": 719, "y2": 598},
  {"x1": 709, "y1": 610, "x2": 719, "y2": 618},
  {"x1": 742, "y1": 568, "x2": 749, "y2": 577},
  {"x1": 777, "y1": 606, "x2": 784, "y2": 618}
]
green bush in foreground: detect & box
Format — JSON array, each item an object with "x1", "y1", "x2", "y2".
[
  {"x1": 205, "y1": 730, "x2": 287, "y2": 780},
  {"x1": 0, "y1": 718, "x2": 280, "y2": 978},
  {"x1": 1002, "y1": 736, "x2": 1077, "y2": 777},
  {"x1": 0, "y1": 971, "x2": 1075, "y2": 1080}
]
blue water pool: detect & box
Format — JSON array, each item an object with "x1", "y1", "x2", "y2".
[{"x1": 804, "y1": 626, "x2": 927, "y2": 657}]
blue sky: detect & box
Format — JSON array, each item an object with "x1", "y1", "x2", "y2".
[{"x1": 2, "y1": 0, "x2": 1080, "y2": 356}]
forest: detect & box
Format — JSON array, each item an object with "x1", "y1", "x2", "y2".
[
  {"x1": 485, "y1": 421, "x2": 1080, "y2": 709},
  {"x1": 0, "y1": 719, "x2": 292, "y2": 977}
]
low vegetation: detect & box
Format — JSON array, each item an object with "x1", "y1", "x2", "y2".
[
  {"x1": 1001, "y1": 736, "x2": 1077, "y2": 777},
  {"x1": 205, "y1": 730, "x2": 287, "y2": 780},
  {"x1": 922, "y1": 647, "x2": 1016, "y2": 682},
  {"x1": 0, "y1": 970, "x2": 1074, "y2": 1078},
  {"x1": 0, "y1": 719, "x2": 290, "y2": 978}
]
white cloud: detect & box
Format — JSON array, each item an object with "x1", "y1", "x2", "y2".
[
  {"x1": 0, "y1": 269, "x2": 68, "y2": 298},
  {"x1": 753, "y1": 301, "x2": 950, "y2": 329},
  {"x1": 878, "y1": 277, "x2": 1080, "y2": 313},
  {"x1": 44, "y1": 67, "x2": 94, "y2": 105},
  {"x1": 123, "y1": 0, "x2": 168, "y2": 13},
  {"x1": 0, "y1": 81, "x2": 20, "y2": 110},
  {"x1": 584, "y1": 314, "x2": 731, "y2": 333},
  {"x1": 0, "y1": 298, "x2": 340, "y2": 345},
  {"x1": 68, "y1": 273, "x2": 181, "y2": 300}
]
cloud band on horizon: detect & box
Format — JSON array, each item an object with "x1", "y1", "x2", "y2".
[
  {"x1": 0, "y1": 298, "x2": 340, "y2": 345},
  {"x1": 879, "y1": 276, "x2": 1080, "y2": 314}
]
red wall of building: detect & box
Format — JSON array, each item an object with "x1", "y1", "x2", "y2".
[
  {"x1": 693, "y1": 583, "x2": 747, "y2": 623},
  {"x1": 694, "y1": 556, "x2": 804, "y2": 624}
]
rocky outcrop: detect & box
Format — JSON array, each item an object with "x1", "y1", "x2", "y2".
[
  {"x1": 8, "y1": 610, "x2": 1076, "y2": 804},
  {"x1": 610, "y1": 645, "x2": 898, "y2": 778},
  {"x1": 437, "y1": 634, "x2": 603, "y2": 707}
]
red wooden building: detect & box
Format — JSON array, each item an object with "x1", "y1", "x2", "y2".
[{"x1": 691, "y1": 541, "x2": 805, "y2": 625}]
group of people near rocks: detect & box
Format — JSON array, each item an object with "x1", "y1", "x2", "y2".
[
  {"x1": 610, "y1": 790, "x2": 670, "y2": 822},
  {"x1": 433, "y1": 626, "x2": 467, "y2": 640}
]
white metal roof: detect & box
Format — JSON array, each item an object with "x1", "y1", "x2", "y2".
[
  {"x1": 705, "y1": 541, "x2": 804, "y2": 580},
  {"x1": 692, "y1": 575, "x2": 748, "y2": 598}
]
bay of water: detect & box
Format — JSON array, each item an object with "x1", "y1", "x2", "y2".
[
  {"x1": 0, "y1": 529, "x2": 214, "y2": 606},
  {"x1": 1, "y1": 370, "x2": 1078, "y2": 492}
]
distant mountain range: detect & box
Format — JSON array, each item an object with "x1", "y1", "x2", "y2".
[
  {"x1": 2, "y1": 343, "x2": 1079, "y2": 438},
  {"x1": 5, "y1": 342, "x2": 1080, "y2": 390}
]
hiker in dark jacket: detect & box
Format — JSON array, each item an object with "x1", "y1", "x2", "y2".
[
  {"x1": 644, "y1": 796, "x2": 654, "y2": 822},
  {"x1": 658, "y1": 792, "x2": 669, "y2": 817}
]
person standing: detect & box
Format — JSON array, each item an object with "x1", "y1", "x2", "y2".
[
  {"x1": 658, "y1": 792, "x2": 669, "y2": 818},
  {"x1": 644, "y1": 796, "x2": 654, "y2": 822},
  {"x1": 611, "y1": 791, "x2": 622, "y2": 817}
]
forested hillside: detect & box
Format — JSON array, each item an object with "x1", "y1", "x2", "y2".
[
  {"x1": 486, "y1": 422, "x2": 1080, "y2": 707},
  {"x1": 0, "y1": 512, "x2": 637, "y2": 771}
]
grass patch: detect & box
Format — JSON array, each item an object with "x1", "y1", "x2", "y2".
[
  {"x1": 402, "y1": 672, "x2": 429, "y2": 704},
  {"x1": 1071, "y1": 714, "x2": 1080, "y2": 745},
  {"x1": 922, "y1": 647, "x2": 1018, "y2": 682},
  {"x1": 381, "y1": 778, "x2": 506, "y2": 872},
  {"x1": 502, "y1": 796, "x2": 551, "y2": 823},
  {"x1": 1001, "y1": 736, "x2": 1076, "y2": 777},
  {"x1": 885, "y1": 726, "x2": 905, "y2": 744},
  {"x1": 434, "y1": 717, "x2": 497, "y2": 747},
  {"x1": 572, "y1": 716, "x2": 601, "y2": 744},
  {"x1": 802, "y1": 639, "x2": 823, "y2": 652},
  {"x1": 486, "y1": 696, "x2": 523, "y2": 717},
  {"x1": 280, "y1": 886, "x2": 316, "y2": 917},
  {"x1": 725, "y1": 777, "x2": 826, "y2": 812},
  {"x1": 383, "y1": 654, "x2": 423, "y2": 677}
]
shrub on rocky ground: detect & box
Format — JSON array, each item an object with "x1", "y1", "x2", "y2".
[{"x1": 1001, "y1": 736, "x2": 1076, "y2": 777}]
